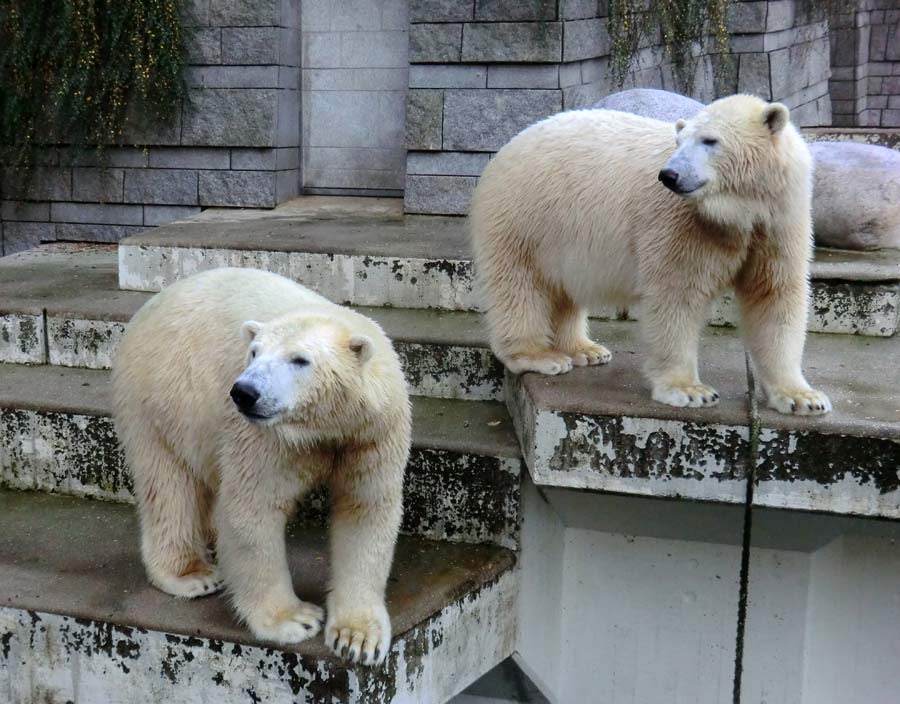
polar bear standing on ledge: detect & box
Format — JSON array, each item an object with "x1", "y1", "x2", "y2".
[
  {"x1": 470, "y1": 94, "x2": 831, "y2": 416},
  {"x1": 112, "y1": 268, "x2": 411, "y2": 666}
]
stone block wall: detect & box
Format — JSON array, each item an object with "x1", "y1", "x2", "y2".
[
  {"x1": 0, "y1": 0, "x2": 301, "y2": 256},
  {"x1": 300, "y1": 0, "x2": 409, "y2": 195},
  {"x1": 404, "y1": 0, "x2": 834, "y2": 215},
  {"x1": 830, "y1": 0, "x2": 900, "y2": 127}
]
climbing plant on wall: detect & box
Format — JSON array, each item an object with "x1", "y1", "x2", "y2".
[
  {"x1": 608, "y1": 0, "x2": 733, "y2": 95},
  {"x1": 0, "y1": 0, "x2": 186, "y2": 167}
]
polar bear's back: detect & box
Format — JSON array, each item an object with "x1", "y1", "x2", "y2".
[{"x1": 470, "y1": 109, "x2": 687, "y2": 306}]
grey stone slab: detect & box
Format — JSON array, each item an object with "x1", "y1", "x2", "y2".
[
  {"x1": 50, "y1": 203, "x2": 143, "y2": 226},
  {"x1": 340, "y1": 31, "x2": 408, "y2": 68},
  {"x1": 279, "y1": 65, "x2": 301, "y2": 89},
  {"x1": 186, "y1": 65, "x2": 280, "y2": 88},
  {"x1": 182, "y1": 89, "x2": 278, "y2": 147},
  {"x1": 221, "y1": 27, "x2": 280, "y2": 64},
  {"x1": 71, "y1": 168, "x2": 124, "y2": 203},
  {"x1": 407, "y1": 151, "x2": 490, "y2": 176},
  {"x1": 199, "y1": 170, "x2": 277, "y2": 207},
  {"x1": 207, "y1": 0, "x2": 280, "y2": 26},
  {"x1": 143, "y1": 205, "x2": 202, "y2": 227},
  {"x1": 410, "y1": 0, "x2": 474, "y2": 23},
  {"x1": 328, "y1": 0, "x2": 382, "y2": 30},
  {"x1": 406, "y1": 89, "x2": 444, "y2": 150},
  {"x1": 67, "y1": 147, "x2": 149, "y2": 169},
  {"x1": 275, "y1": 168, "x2": 300, "y2": 203},
  {"x1": 1, "y1": 168, "x2": 71, "y2": 201},
  {"x1": 230, "y1": 148, "x2": 277, "y2": 170},
  {"x1": 487, "y1": 64, "x2": 559, "y2": 89},
  {"x1": 410, "y1": 23, "x2": 462, "y2": 63},
  {"x1": 404, "y1": 174, "x2": 478, "y2": 215},
  {"x1": 301, "y1": 0, "x2": 331, "y2": 31},
  {"x1": 559, "y1": 61, "x2": 582, "y2": 87},
  {"x1": 727, "y1": 1, "x2": 767, "y2": 33},
  {"x1": 303, "y1": 68, "x2": 409, "y2": 91},
  {"x1": 55, "y1": 224, "x2": 145, "y2": 243},
  {"x1": 738, "y1": 53, "x2": 772, "y2": 99},
  {"x1": 120, "y1": 104, "x2": 183, "y2": 146},
  {"x1": 562, "y1": 17, "x2": 610, "y2": 62},
  {"x1": 410, "y1": 64, "x2": 487, "y2": 89},
  {"x1": 148, "y1": 147, "x2": 231, "y2": 170},
  {"x1": 280, "y1": 27, "x2": 301, "y2": 67},
  {"x1": 381, "y1": 0, "x2": 409, "y2": 30},
  {"x1": 306, "y1": 90, "x2": 403, "y2": 149},
  {"x1": 474, "y1": 0, "x2": 556, "y2": 21},
  {"x1": 277, "y1": 90, "x2": 301, "y2": 148},
  {"x1": 302, "y1": 166, "x2": 404, "y2": 191},
  {"x1": 185, "y1": 27, "x2": 221, "y2": 64},
  {"x1": 124, "y1": 169, "x2": 199, "y2": 206},
  {"x1": 1, "y1": 223, "x2": 55, "y2": 256},
  {"x1": 179, "y1": 0, "x2": 209, "y2": 27},
  {"x1": 0, "y1": 314, "x2": 44, "y2": 364},
  {"x1": 767, "y1": 1, "x2": 797, "y2": 33},
  {"x1": 302, "y1": 31, "x2": 342, "y2": 67},
  {"x1": 561, "y1": 0, "x2": 599, "y2": 20},
  {"x1": 304, "y1": 146, "x2": 405, "y2": 172},
  {"x1": 462, "y1": 22, "x2": 562, "y2": 63},
  {"x1": 443, "y1": 89, "x2": 562, "y2": 151},
  {"x1": 1, "y1": 201, "x2": 50, "y2": 222}
]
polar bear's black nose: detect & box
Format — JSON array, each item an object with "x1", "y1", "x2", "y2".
[
  {"x1": 230, "y1": 381, "x2": 260, "y2": 412},
  {"x1": 658, "y1": 168, "x2": 680, "y2": 191}
]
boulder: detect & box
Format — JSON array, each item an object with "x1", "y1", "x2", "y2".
[
  {"x1": 592, "y1": 88, "x2": 704, "y2": 122},
  {"x1": 810, "y1": 142, "x2": 900, "y2": 251}
]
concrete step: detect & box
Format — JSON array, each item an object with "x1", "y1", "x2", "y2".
[
  {"x1": 116, "y1": 207, "x2": 900, "y2": 336},
  {"x1": 507, "y1": 320, "x2": 900, "y2": 520},
  {"x1": 0, "y1": 363, "x2": 522, "y2": 550},
  {"x1": 0, "y1": 490, "x2": 516, "y2": 704},
  {"x1": 0, "y1": 245, "x2": 504, "y2": 401}
]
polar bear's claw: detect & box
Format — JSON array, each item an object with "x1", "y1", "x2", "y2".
[
  {"x1": 569, "y1": 342, "x2": 612, "y2": 367},
  {"x1": 653, "y1": 382, "x2": 720, "y2": 408},
  {"x1": 505, "y1": 352, "x2": 574, "y2": 376},
  {"x1": 153, "y1": 564, "x2": 224, "y2": 599},
  {"x1": 250, "y1": 601, "x2": 325, "y2": 644},
  {"x1": 768, "y1": 387, "x2": 831, "y2": 416},
  {"x1": 326, "y1": 602, "x2": 391, "y2": 667}
]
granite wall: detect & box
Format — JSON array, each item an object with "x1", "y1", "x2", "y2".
[
  {"x1": 829, "y1": 0, "x2": 900, "y2": 128},
  {"x1": 404, "y1": 0, "x2": 833, "y2": 215},
  {"x1": 0, "y1": 0, "x2": 301, "y2": 256}
]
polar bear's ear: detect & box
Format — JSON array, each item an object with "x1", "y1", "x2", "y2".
[
  {"x1": 675, "y1": 119, "x2": 687, "y2": 133},
  {"x1": 348, "y1": 334, "x2": 374, "y2": 364},
  {"x1": 241, "y1": 320, "x2": 262, "y2": 344},
  {"x1": 762, "y1": 103, "x2": 789, "y2": 134}
]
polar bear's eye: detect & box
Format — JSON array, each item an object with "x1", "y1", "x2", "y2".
[
  {"x1": 702, "y1": 137, "x2": 718, "y2": 147},
  {"x1": 291, "y1": 356, "x2": 309, "y2": 367},
  {"x1": 250, "y1": 349, "x2": 257, "y2": 359}
]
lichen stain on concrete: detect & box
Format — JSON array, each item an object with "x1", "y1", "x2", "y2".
[
  {"x1": 756, "y1": 429, "x2": 900, "y2": 495},
  {"x1": 397, "y1": 342, "x2": 503, "y2": 401},
  {"x1": 548, "y1": 412, "x2": 747, "y2": 482}
]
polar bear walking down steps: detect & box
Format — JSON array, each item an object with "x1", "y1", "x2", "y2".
[
  {"x1": 112, "y1": 268, "x2": 411, "y2": 666},
  {"x1": 470, "y1": 94, "x2": 831, "y2": 416}
]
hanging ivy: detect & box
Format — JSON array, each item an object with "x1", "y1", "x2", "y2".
[
  {"x1": 0, "y1": 0, "x2": 186, "y2": 167},
  {"x1": 608, "y1": 0, "x2": 733, "y2": 96}
]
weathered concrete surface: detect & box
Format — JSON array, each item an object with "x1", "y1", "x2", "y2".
[
  {"x1": 0, "y1": 491, "x2": 517, "y2": 704},
  {"x1": 0, "y1": 245, "x2": 505, "y2": 398},
  {"x1": 0, "y1": 364, "x2": 522, "y2": 548},
  {"x1": 804, "y1": 127, "x2": 900, "y2": 151},
  {"x1": 509, "y1": 320, "x2": 900, "y2": 519},
  {"x1": 115, "y1": 216, "x2": 900, "y2": 334}
]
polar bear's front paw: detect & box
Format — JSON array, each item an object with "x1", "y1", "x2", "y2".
[
  {"x1": 768, "y1": 387, "x2": 831, "y2": 416},
  {"x1": 505, "y1": 351, "x2": 573, "y2": 376},
  {"x1": 151, "y1": 562, "x2": 224, "y2": 599},
  {"x1": 249, "y1": 600, "x2": 325, "y2": 644},
  {"x1": 653, "y1": 382, "x2": 720, "y2": 408},
  {"x1": 568, "y1": 341, "x2": 612, "y2": 367},
  {"x1": 326, "y1": 602, "x2": 391, "y2": 667}
]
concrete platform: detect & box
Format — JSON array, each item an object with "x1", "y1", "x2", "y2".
[
  {"x1": 508, "y1": 321, "x2": 900, "y2": 519},
  {"x1": 0, "y1": 490, "x2": 516, "y2": 703},
  {"x1": 117, "y1": 214, "x2": 900, "y2": 334},
  {"x1": 0, "y1": 363, "x2": 522, "y2": 550}
]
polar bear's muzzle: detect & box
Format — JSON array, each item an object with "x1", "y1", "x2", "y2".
[
  {"x1": 660, "y1": 145, "x2": 710, "y2": 196},
  {"x1": 230, "y1": 380, "x2": 266, "y2": 419}
]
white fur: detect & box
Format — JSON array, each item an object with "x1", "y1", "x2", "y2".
[
  {"x1": 470, "y1": 94, "x2": 830, "y2": 416},
  {"x1": 112, "y1": 268, "x2": 411, "y2": 666}
]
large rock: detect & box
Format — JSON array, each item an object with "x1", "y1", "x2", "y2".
[
  {"x1": 810, "y1": 142, "x2": 900, "y2": 251},
  {"x1": 592, "y1": 88, "x2": 703, "y2": 122}
]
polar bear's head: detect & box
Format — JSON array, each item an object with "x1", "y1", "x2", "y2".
[
  {"x1": 658, "y1": 94, "x2": 807, "y2": 230},
  {"x1": 229, "y1": 313, "x2": 375, "y2": 433}
]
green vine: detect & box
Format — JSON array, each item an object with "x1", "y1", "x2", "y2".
[
  {"x1": 0, "y1": 0, "x2": 186, "y2": 168},
  {"x1": 608, "y1": 0, "x2": 734, "y2": 96}
]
